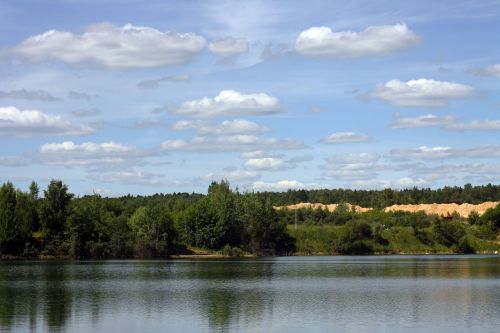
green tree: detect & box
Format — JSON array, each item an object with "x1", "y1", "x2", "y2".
[
  {"x1": 242, "y1": 195, "x2": 294, "y2": 255},
  {"x1": 481, "y1": 203, "x2": 500, "y2": 231},
  {"x1": 128, "y1": 205, "x2": 176, "y2": 256},
  {"x1": 336, "y1": 220, "x2": 374, "y2": 254},
  {"x1": 0, "y1": 182, "x2": 18, "y2": 253},
  {"x1": 67, "y1": 195, "x2": 106, "y2": 258},
  {"x1": 39, "y1": 180, "x2": 73, "y2": 239},
  {"x1": 179, "y1": 181, "x2": 241, "y2": 250}
]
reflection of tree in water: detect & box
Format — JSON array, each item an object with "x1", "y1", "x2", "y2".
[
  {"x1": 0, "y1": 262, "x2": 41, "y2": 330},
  {"x1": 42, "y1": 262, "x2": 73, "y2": 331},
  {"x1": 194, "y1": 259, "x2": 275, "y2": 331}
]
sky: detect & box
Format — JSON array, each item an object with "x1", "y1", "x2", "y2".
[{"x1": 1, "y1": 0, "x2": 500, "y2": 196}]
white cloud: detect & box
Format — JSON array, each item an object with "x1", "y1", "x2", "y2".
[
  {"x1": 171, "y1": 90, "x2": 282, "y2": 117},
  {"x1": 470, "y1": 64, "x2": 500, "y2": 77},
  {"x1": 391, "y1": 114, "x2": 500, "y2": 131},
  {"x1": 252, "y1": 180, "x2": 327, "y2": 192},
  {"x1": 208, "y1": 37, "x2": 249, "y2": 57},
  {"x1": 321, "y1": 132, "x2": 371, "y2": 144},
  {"x1": 326, "y1": 152, "x2": 379, "y2": 164},
  {"x1": 199, "y1": 119, "x2": 268, "y2": 135},
  {"x1": 369, "y1": 78, "x2": 474, "y2": 107},
  {"x1": 171, "y1": 119, "x2": 268, "y2": 135},
  {"x1": 390, "y1": 114, "x2": 458, "y2": 128},
  {"x1": 295, "y1": 23, "x2": 419, "y2": 58},
  {"x1": 447, "y1": 119, "x2": 500, "y2": 131},
  {"x1": 388, "y1": 146, "x2": 454, "y2": 160},
  {"x1": 38, "y1": 141, "x2": 150, "y2": 167},
  {"x1": 12, "y1": 23, "x2": 206, "y2": 69},
  {"x1": 171, "y1": 119, "x2": 206, "y2": 131},
  {"x1": 88, "y1": 169, "x2": 165, "y2": 186},
  {"x1": 405, "y1": 163, "x2": 500, "y2": 183},
  {"x1": 352, "y1": 177, "x2": 428, "y2": 189},
  {"x1": 0, "y1": 89, "x2": 60, "y2": 102},
  {"x1": 137, "y1": 74, "x2": 190, "y2": 89},
  {"x1": 387, "y1": 145, "x2": 500, "y2": 161},
  {"x1": 161, "y1": 134, "x2": 304, "y2": 152},
  {"x1": 0, "y1": 106, "x2": 95, "y2": 137},
  {"x1": 240, "y1": 150, "x2": 280, "y2": 159},
  {"x1": 244, "y1": 157, "x2": 292, "y2": 171},
  {"x1": 322, "y1": 152, "x2": 382, "y2": 180},
  {"x1": 205, "y1": 169, "x2": 260, "y2": 183}
]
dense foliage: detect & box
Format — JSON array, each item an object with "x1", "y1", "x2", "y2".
[
  {"x1": 1, "y1": 180, "x2": 500, "y2": 258},
  {"x1": 260, "y1": 183, "x2": 500, "y2": 208}
]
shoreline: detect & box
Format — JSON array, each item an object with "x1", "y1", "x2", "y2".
[{"x1": 2, "y1": 251, "x2": 499, "y2": 261}]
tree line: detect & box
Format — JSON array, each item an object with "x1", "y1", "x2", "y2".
[
  {"x1": 1, "y1": 180, "x2": 500, "y2": 258},
  {"x1": 0, "y1": 180, "x2": 293, "y2": 258},
  {"x1": 262, "y1": 183, "x2": 500, "y2": 208}
]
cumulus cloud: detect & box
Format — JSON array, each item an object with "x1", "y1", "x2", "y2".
[
  {"x1": 322, "y1": 152, "x2": 383, "y2": 180},
  {"x1": 199, "y1": 119, "x2": 268, "y2": 135},
  {"x1": 387, "y1": 145, "x2": 500, "y2": 161},
  {"x1": 391, "y1": 114, "x2": 500, "y2": 131},
  {"x1": 469, "y1": 64, "x2": 500, "y2": 77},
  {"x1": 320, "y1": 132, "x2": 371, "y2": 144},
  {"x1": 205, "y1": 168, "x2": 260, "y2": 183},
  {"x1": 244, "y1": 157, "x2": 293, "y2": 171},
  {"x1": 11, "y1": 23, "x2": 206, "y2": 69},
  {"x1": 404, "y1": 163, "x2": 500, "y2": 183},
  {"x1": 208, "y1": 37, "x2": 249, "y2": 57},
  {"x1": 87, "y1": 169, "x2": 165, "y2": 186},
  {"x1": 351, "y1": 177, "x2": 428, "y2": 190},
  {"x1": 240, "y1": 150, "x2": 281, "y2": 159},
  {"x1": 0, "y1": 106, "x2": 95, "y2": 137},
  {"x1": 390, "y1": 114, "x2": 458, "y2": 129},
  {"x1": 171, "y1": 90, "x2": 282, "y2": 117},
  {"x1": 388, "y1": 146, "x2": 455, "y2": 160},
  {"x1": 171, "y1": 119, "x2": 206, "y2": 131},
  {"x1": 295, "y1": 23, "x2": 419, "y2": 58},
  {"x1": 252, "y1": 180, "x2": 327, "y2": 192},
  {"x1": 38, "y1": 141, "x2": 151, "y2": 167},
  {"x1": 136, "y1": 74, "x2": 190, "y2": 89},
  {"x1": 161, "y1": 134, "x2": 304, "y2": 153},
  {"x1": 0, "y1": 89, "x2": 60, "y2": 102},
  {"x1": 369, "y1": 78, "x2": 474, "y2": 107},
  {"x1": 171, "y1": 119, "x2": 268, "y2": 135}
]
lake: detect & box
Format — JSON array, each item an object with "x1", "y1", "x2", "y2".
[{"x1": 1, "y1": 255, "x2": 500, "y2": 332}]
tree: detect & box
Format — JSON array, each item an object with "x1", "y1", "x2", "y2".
[
  {"x1": 0, "y1": 182, "x2": 17, "y2": 253},
  {"x1": 336, "y1": 220, "x2": 374, "y2": 254},
  {"x1": 67, "y1": 195, "x2": 106, "y2": 258},
  {"x1": 128, "y1": 205, "x2": 176, "y2": 256},
  {"x1": 481, "y1": 203, "x2": 500, "y2": 231},
  {"x1": 242, "y1": 195, "x2": 294, "y2": 255},
  {"x1": 179, "y1": 181, "x2": 241, "y2": 250},
  {"x1": 39, "y1": 180, "x2": 73, "y2": 239}
]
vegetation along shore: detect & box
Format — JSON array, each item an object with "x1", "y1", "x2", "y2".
[{"x1": 1, "y1": 180, "x2": 500, "y2": 259}]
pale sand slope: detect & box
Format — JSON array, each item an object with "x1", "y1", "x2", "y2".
[
  {"x1": 384, "y1": 202, "x2": 499, "y2": 218},
  {"x1": 275, "y1": 202, "x2": 499, "y2": 218},
  {"x1": 274, "y1": 202, "x2": 372, "y2": 213}
]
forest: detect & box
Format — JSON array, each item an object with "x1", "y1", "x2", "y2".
[{"x1": 1, "y1": 180, "x2": 500, "y2": 258}]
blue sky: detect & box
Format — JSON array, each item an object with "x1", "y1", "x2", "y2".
[{"x1": 1, "y1": 0, "x2": 500, "y2": 196}]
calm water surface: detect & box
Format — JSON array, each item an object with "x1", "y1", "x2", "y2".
[{"x1": 1, "y1": 255, "x2": 500, "y2": 332}]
